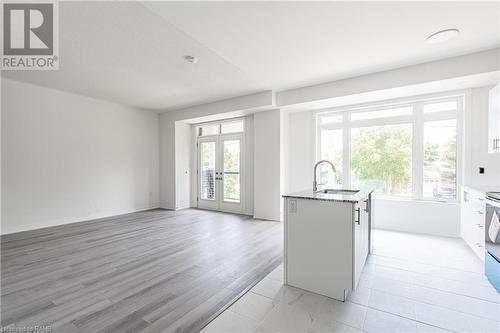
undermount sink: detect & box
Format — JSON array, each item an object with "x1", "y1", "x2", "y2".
[{"x1": 316, "y1": 189, "x2": 359, "y2": 195}]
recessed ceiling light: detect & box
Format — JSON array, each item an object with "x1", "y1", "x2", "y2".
[
  {"x1": 184, "y1": 55, "x2": 199, "y2": 64},
  {"x1": 426, "y1": 29, "x2": 460, "y2": 44}
]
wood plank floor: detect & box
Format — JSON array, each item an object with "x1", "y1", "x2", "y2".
[{"x1": 1, "y1": 209, "x2": 283, "y2": 333}]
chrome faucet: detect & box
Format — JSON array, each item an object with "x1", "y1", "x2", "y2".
[{"x1": 313, "y1": 160, "x2": 336, "y2": 192}]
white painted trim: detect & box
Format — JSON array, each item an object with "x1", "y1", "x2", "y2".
[{"x1": 2, "y1": 205, "x2": 161, "y2": 235}]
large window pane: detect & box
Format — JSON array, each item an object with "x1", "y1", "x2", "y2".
[
  {"x1": 351, "y1": 106, "x2": 412, "y2": 121},
  {"x1": 320, "y1": 114, "x2": 343, "y2": 125},
  {"x1": 423, "y1": 120, "x2": 457, "y2": 200},
  {"x1": 221, "y1": 120, "x2": 244, "y2": 134},
  {"x1": 223, "y1": 140, "x2": 241, "y2": 202},
  {"x1": 320, "y1": 129, "x2": 343, "y2": 186},
  {"x1": 351, "y1": 124, "x2": 413, "y2": 195},
  {"x1": 423, "y1": 101, "x2": 457, "y2": 113},
  {"x1": 198, "y1": 124, "x2": 219, "y2": 137},
  {"x1": 200, "y1": 142, "x2": 215, "y2": 200}
]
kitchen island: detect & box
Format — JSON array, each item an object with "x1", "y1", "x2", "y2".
[{"x1": 282, "y1": 187, "x2": 374, "y2": 301}]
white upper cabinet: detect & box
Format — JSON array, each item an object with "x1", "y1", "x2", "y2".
[{"x1": 488, "y1": 84, "x2": 500, "y2": 154}]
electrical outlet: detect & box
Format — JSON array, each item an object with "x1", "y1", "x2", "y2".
[{"x1": 289, "y1": 200, "x2": 297, "y2": 213}]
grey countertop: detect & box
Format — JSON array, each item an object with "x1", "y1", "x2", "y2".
[{"x1": 282, "y1": 186, "x2": 375, "y2": 203}]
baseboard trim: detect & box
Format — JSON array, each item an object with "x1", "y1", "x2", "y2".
[{"x1": 1, "y1": 205, "x2": 162, "y2": 236}]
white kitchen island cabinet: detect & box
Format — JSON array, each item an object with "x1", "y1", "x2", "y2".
[{"x1": 283, "y1": 188, "x2": 373, "y2": 301}]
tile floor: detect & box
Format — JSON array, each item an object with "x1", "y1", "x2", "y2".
[{"x1": 201, "y1": 229, "x2": 500, "y2": 333}]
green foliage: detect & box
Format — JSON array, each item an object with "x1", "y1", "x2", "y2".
[
  {"x1": 351, "y1": 125, "x2": 412, "y2": 195},
  {"x1": 441, "y1": 136, "x2": 457, "y2": 183},
  {"x1": 424, "y1": 143, "x2": 440, "y2": 166},
  {"x1": 223, "y1": 142, "x2": 240, "y2": 201}
]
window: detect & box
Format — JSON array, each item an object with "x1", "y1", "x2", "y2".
[
  {"x1": 223, "y1": 140, "x2": 241, "y2": 202},
  {"x1": 221, "y1": 120, "x2": 244, "y2": 134},
  {"x1": 351, "y1": 124, "x2": 413, "y2": 196},
  {"x1": 423, "y1": 120, "x2": 457, "y2": 200},
  {"x1": 200, "y1": 142, "x2": 216, "y2": 200},
  {"x1": 317, "y1": 95, "x2": 462, "y2": 201},
  {"x1": 320, "y1": 129, "x2": 343, "y2": 185},
  {"x1": 198, "y1": 124, "x2": 219, "y2": 137},
  {"x1": 423, "y1": 101, "x2": 457, "y2": 113},
  {"x1": 320, "y1": 114, "x2": 343, "y2": 125},
  {"x1": 351, "y1": 106, "x2": 412, "y2": 121},
  {"x1": 197, "y1": 119, "x2": 244, "y2": 137}
]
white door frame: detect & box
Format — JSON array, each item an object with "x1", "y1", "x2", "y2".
[
  {"x1": 197, "y1": 135, "x2": 219, "y2": 210},
  {"x1": 220, "y1": 133, "x2": 244, "y2": 213},
  {"x1": 197, "y1": 133, "x2": 245, "y2": 213}
]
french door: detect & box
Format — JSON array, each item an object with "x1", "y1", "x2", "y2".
[{"x1": 197, "y1": 133, "x2": 243, "y2": 213}]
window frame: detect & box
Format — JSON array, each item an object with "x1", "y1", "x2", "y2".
[
  {"x1": 316, "y1": 93, "x2": 463, "y2": 202},
  {"x1": 196, "y1": 117, "x2": 245, "y2": 137}
]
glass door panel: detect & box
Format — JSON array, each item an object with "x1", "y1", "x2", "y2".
[
  {"x1": 223, "y1": 139, "x2": 241, "y2": 203},
  {"x1": 220, "y1": 134, "x2": 243, "y2": 212},
  {"x1": 200, "y1": 141, "x2": 216, "y2": 200},
  {"x1": 198, "y1": 138, "x2": 219, "y2": 210}
]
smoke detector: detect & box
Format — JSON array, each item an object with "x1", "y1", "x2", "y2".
[{"x1": 184, "y1": 55, "x2": 199, "y2": 64}]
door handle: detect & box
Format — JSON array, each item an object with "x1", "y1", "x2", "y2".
[{"x1": 355, "y1": 208, "x2": 361, "y2": 225}]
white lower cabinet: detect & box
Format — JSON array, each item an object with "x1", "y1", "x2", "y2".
[
  {"x1": 284, "y1": 194, "x2": 371, "y2": 301},
  {"x1": 461, "y1": 187, "x2": 485, "y2": 260}
]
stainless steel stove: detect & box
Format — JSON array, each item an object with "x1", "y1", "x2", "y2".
[{"x1": 485, "y1": 192, "x2": 500, "y2": 292}]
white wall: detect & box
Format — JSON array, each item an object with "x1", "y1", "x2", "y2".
[
  {"x1": 373, "y1": 200, "x2": 460, "y2": 237},
  {"x1": 244, "y1": 115, "x2": 255, "y2": 215},
  {"x1": 280, "y1": 110, "x2": 289, "y2": 219},
  {"x1": 175, "y1": 122, "x2": 191, "y2": 210},
  {"x1": 286, "y1": 111, "x2": 316, "y2": 193},
  {"x1": 159, "y1": 114, "x2": 176, "y2": 209},
  {"x1": 254, "y1": 109, "x2": 281, "y2": 221},
  {"x1": 1, "y1": 79, "x2": 159, "y2": 234},
  {"x1": 464, "y1": 86, "x2": 500, "y2": 187}
]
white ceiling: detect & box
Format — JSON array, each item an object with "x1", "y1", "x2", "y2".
[{"x1": 3, "y1": 1, "x2": 499, "y2": 111}]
